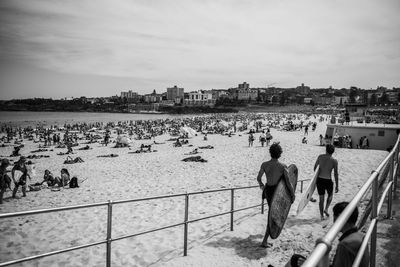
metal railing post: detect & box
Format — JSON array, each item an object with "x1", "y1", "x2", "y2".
[
  {"x1": 387, "y1": 154, "x2": 394, "y2": 219},
  {"x1": 230, "y1": 189, "x2": 234, "y2": 231},
  {"x1": 183, "y1": 193, "x2": 189, "y2": 256},
  {"x1": 394, "y1": 144, "x2": 399, "y2": 199},
  {"x1": 300, "y1": 181, "x2": 304, "y2": 193},
  {"x1": 106, "y1": 200, "x2": 113, "y2": 267},
  {"x1": 370, "y1": 177, "x2": 378, "y2": 267}
]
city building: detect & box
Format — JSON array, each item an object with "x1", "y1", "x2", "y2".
[
  {"x1": 184, "y1": 90, "x2": 216, "y2": 106},
  {"x1": 143, "y1": 90, "x2": 163, "y2": 103},
  {"x1": 229, "y1": 82, "x2": 258, "y2": 101},
  {"x1": 296, "y1": 83, "x2": 311, "y2": 95},
  {"x1": 120, "y1": 90, "x2": 139, "y2": 101},
  {"x1": 167, "y1": 85, "x2": 184, "y2": 103}
]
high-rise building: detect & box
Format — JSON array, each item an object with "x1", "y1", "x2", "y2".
[
  {"x1": 120, "y1": 90, "x2": 138, "y2": 99},
  {"x1": 167, "y1": 85, "x2": 184, "y2": 102}
]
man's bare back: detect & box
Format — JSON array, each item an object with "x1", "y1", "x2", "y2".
[
  {"x1": 314, "y1": 154, "x2": 338, "y2": 180},
  {"x1": 257, "y1": 159, "x2": 286, "y2": 186}
]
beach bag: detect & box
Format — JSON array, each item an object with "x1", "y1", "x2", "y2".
[{"x1": 69, "y1": 177, "x2": 79, "y2": 188}]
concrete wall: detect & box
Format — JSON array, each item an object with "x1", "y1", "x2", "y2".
[{"x1": 326, "y1": 124, "x2": 400, "y2": 150}]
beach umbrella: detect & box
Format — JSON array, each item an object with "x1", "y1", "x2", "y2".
[
  {"x1": 116, "y1": 135, "x2": 131, "y2": 145},
  {"x1": 179, "y1": 127, "x2": 197, "y2": 137}
]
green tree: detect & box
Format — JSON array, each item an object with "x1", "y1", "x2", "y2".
[
  {"x1": 349, "y1": 89, "x2": 357, "y2": 103},
  {"x1": 369, "y1": 93, "x2": 377, "y2": 106},
  {"x1": 379, "y1": 92, "x2": 389, "y2": 104}
]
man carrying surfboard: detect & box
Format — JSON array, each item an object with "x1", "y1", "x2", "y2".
[
  {"x1": 314, "y1": 144, "x2": 339, "y2": 221},
  {"x1": 257, "y1": 143, "x2": 296, "y2": 248}
]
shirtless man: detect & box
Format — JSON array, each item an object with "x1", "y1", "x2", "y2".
[
  {"x1": 12, "y1": 156, "x2": 31, "y2": 198},
  {"x1": 0, "y1": 159, "x2": 11, "y2": 204},
  {"x1": 257, "y1": 143, "x2": 295, "y2": 247},
  {"x1": 314, "y1": 144, "x2": 339, "y2": 220}
]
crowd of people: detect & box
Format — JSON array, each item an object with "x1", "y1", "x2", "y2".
[{"x1": 0, "y1": 112, "x2": 372, "y2": 266}]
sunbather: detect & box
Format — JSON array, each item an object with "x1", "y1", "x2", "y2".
[
  {"x1": 55, "y1": 168, "x2": 70, "y2": 187},
  {"x1": 198, "y1": 145, "x2": 214, "y2": 149},
  {"x1": 97, "y1": 154, "x2": 119, "y2": 158},
  {"x1": 182, "y1": 156, "x2": 207, "y2": 162},
  {"x1": 64, "y1": 156, "x2": 84, "y2": 164},
  {"x1": 40, "y1": 169, "x2": 56, "y2": 186}
]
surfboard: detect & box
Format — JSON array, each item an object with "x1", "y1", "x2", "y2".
[
  {"x1": 13, "y1": 170, "x2": 24, "y2": 184},
  {"x1": 268, "y1": 164, "x2": 298, "y2": 239},
  {"x1": 296, "y1": 166, "x2": 319, "y2": 215}
]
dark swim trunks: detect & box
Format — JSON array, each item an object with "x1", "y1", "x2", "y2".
[
  {"x1": 316, "y1": 177, "x2": 333, "y2": 196},
  {"x1": 262, "y1": 184, "x2": 277, "y2": 206}
]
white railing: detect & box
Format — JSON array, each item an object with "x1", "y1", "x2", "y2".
[{"x1": 303, "y1": 134, "x2": 400, "y2": 267}]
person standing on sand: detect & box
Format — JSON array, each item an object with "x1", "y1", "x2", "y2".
[
  {"x1": 257, "y1": 143, "x2": 296, "y2": 248},
  {"x1": 0, "y1": 159, "x2": 11, "y2": 204},
  {"x1": 12, "y1": 156, "x2": 31, "y2": 198},
  {"x1": 314, "y1": 144, "x2": 339, "y2": 221},
  {"x1": 249, "y1": 132, "x2": 254, "y2": 147}
]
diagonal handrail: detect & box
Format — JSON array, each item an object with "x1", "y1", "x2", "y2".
[{"x1": 302, "y1": 133, "x2": 400, "y2": 267}]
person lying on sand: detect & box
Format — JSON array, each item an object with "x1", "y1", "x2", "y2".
[
  {"x1": 27, "y1": 154, "x2": 50, "y2": 159},
  {"x1": 56, "y1": 143, "x2": 66, "y2": 149},
  {"x1": 30, "y1": 148, "x2": 48, "y2": 153},
  {"x1": 78, "y1": 145, "x2": 92, "y2": 150},
  {"x1": 97, "y1": 154, "x2": 119, "y2": 158},
  {"x1": 198, "y1": 145, "x2": 214, "y2": 149},
  {"x1": 140, "y1": 144, "x2": 152, "y2": 151},
  {"x1": 63, "y1": 156, "x2": 84, "y2": 164},
  {"x1": 185, "y1": 148, "x2": 201, "y2": 155},
  {"x1": 182, "y1": 156, "x2": 207, "y2": 162}
]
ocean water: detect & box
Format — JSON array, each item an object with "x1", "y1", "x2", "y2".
[{"x1": 0, "y1": 111, "x2": 190, "y2": 127}]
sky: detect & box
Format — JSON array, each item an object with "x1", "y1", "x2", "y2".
[{"x1": 0, "y1": 0, "x2": 399, "y2": 100}]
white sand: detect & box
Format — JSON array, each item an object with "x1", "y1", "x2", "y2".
[{"x1": 0, "y1": 119, "x2": 388, "y2": 267}]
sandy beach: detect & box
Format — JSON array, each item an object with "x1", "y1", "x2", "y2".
[{"x1": 0, "y1": 116, "x2": 389, "y2": 267}]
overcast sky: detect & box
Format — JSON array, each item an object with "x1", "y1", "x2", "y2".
[{"x1": 0, "y1": 0, "x2": 399, "y2": 99}]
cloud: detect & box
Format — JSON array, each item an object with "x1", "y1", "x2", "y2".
[{"x1": 0, "y1": 0, "x2": 399, "y2": 98}]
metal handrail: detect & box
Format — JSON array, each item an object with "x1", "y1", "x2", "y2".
[
  {"x1": 352, "y1": 181, "x2": 393, "y2": 267},
  {"x1": 303, "y1": 134, "x2": 400, "y2": 267},
  {"x1": 0, "y1": 184, "x2": 264, "y2": 267},
  {"x1": 352, "y1": 218, "x2": 376, "y2": 267},
  {"x1": 0, "y1": 201, "x2": 109, "y2": 219}
]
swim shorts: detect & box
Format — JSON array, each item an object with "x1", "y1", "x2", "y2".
[
  {"x1": 262, "y1": 184, "x2": 277, "y2": 206},
  {"x1": 316, "y1": 177, "x2": 333, "y2": 196}
]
